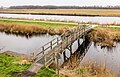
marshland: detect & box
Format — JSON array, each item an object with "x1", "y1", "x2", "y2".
[
  {"x1": 0, "y1": 14, "x2": 120, "y2": 77},
  {"x1": 0, "y1": 5, "x2": 120, "y2": 77},
  {"x1": 0, "y1": 18, "x2": 77, "y2": 36}
]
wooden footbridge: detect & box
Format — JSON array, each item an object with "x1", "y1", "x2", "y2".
[{"x1": 23, "y1": 24, "x2": 93, "y2": 76}]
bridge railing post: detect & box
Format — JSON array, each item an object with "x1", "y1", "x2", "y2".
[
  {"x1": 83, "y1": 25, "x2": 86, "y2": 41},
  {"x1": 44, "y1": 55, "x2": 46, "y2": 66},
  {"x1": 67, "y1": 36, "x2": 69, "y2": 45},
  {"x1": 55, "y1": 53, "x2": 59, "y2": 77},
  {"x1": 32, "y1": 52, "x2": 35, "y2": 62},
  {"x1": 57, "y1": 37, "x2": 59, "y2": 45},
  {"x1": 42, "y1": 47, "x2": 46, "y2": 66},
  {"x1": 50, "y1": 41, "x2": 52, "y2": 49}
]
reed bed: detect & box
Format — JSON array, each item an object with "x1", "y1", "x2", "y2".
[
  {"x1": 88, "y1": 27, "x2": 120, "y2": 47},
  {"x1": 0, "y1": 22, "x2": 47, "y2": 35},
  {"x1": 60, "y1": 61, "x2": 116, "y2": 77},
  {"x1": 77, "y1": 62, "x2": 116, "y2": 77},
  {"x1": 0, "y1": 20, "x2": 74, "y2": 37}
]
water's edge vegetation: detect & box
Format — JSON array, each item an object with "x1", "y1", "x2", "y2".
[
  {"x1": 0, "y1": 18, "x2": 77, "y2": 37},
  {"x1": 88, "y1": 27, "x2": 120, "y2": 48},
  {"x1": 0, "y1": 17, "x2": 120, "y2": 77}
]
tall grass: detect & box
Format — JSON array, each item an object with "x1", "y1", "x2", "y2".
[
  {"x1": 60, "y1": 62, "x2": 116, "y2": 77},
  {"x1": 76, "y1": 62, "x2": 116, "y2": 77},
  {"x1": 0, "y1": 22, "x2": 47, "y2": 36},
  {"x1": 88, "y1": 27, "x2": 120, "y2": 47},
  {"x1": 0, "y1": 19, "x2": 76, "y2": 36}
]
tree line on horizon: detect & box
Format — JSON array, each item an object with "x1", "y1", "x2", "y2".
[{"x1": 8, "y1": 5, "x2": 120, "y2": 9}]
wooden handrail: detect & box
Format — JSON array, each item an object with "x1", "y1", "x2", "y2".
[{"x1": 32, "y1": 24, "x2": 92, "y2": 66}]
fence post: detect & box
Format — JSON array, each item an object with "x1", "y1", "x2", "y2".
[
  {"x1": 32, "y1": 52, "x2": 35, "y2": 62},
  {"x1": 83, "y1": 25, "x2": 86, "y2": 42},
  {"x1": 42, "y1": 47, "x2": 46, "y2": 66},
  {"x1": 55, "y1": 53, "x2": 59, "y2": 77},
  {"x1": 57, "y1": 37, "x2": 59, "y2": 45},
  {"x1": 50, "y1": 41, "x2": 52, "y2": 49},
  {"x1": 44, "y1": 55, "x2": 46, "y2": 66}
]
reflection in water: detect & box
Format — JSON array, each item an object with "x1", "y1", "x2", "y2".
[
  {"x1": 81, "y1": 42, "x2": 120, "y2": 77},
  {"x1": 1, "y1": 31, "x2": 47, "y2": 39},
  {"x1": 61, "y1": 38, "x2": 91, "y2": 69},
  {"x1": 0, "y1": 32, "x2": 58, "y2": 55},
  {"x1": 60, "y1": 37, "x2": 120, "y2": 77}
]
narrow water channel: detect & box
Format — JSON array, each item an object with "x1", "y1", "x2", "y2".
[
  {"x1": 81, "y1": 42, "x2": 120, "y2": 77},
  {"x1": 0, "y1": 13, "x2": 120, "y2": 24},
  {"x1": 61, "y1": 39, "x2": 120, "y2": 77},
  {"x1": 0, "y1": 32, "x2": 58, "y2": 55},
  {"x1": 0, "y1": 13, "x2": 120, "y2": 76},
  {"x1": 0, "y1": 28, "x2": 120, "y2": 76}
]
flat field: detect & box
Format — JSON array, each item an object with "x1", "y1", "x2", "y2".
[{"x1": 0, "y1": 9, "x2": 120, "y2": 16}]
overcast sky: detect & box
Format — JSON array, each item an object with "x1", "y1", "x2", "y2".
[{"x1": 0, "y1": 0, "x2": 120, "y2": 7}]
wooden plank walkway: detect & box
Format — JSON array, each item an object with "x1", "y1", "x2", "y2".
[{"x1": 27, "y1": 24, "x2": 92, "y2": 75}]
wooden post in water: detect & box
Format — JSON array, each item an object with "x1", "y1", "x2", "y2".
[{"x1": 63, "y1": 51, "x2": 66, "y2": 61}]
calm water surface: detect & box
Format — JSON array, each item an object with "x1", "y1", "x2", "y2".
[
  {"x1": 0, "y1": 13, "x2": 120, "y2": 24},
  {"x1": 80, "y1": 42, "x2": 120, "y2": 77},
  {"x1": 0, "y1": 13, "x2": 120, "y2": 76},
  {"x1": 0, "y1": 32, "x2": 58, "y2": 55}
]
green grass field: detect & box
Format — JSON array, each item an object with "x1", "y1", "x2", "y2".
[
  {"x1": 0, "y1": 53, "x2": 64, "y2": 77},
  {"x1": 111, "y1": 27, "x2": 120, "y2": 31},
  {"x1": 0, "y1": 18, "x2": 78, "y2": 28}
]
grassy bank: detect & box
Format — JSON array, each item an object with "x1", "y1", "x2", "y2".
[
  {"x1": 35, "y1": 67, "x2": 64, "y2": 77},
  {"x1": 88, "y1": 27, "x2": 120, "y2": 47},
  {"x1": 0, "y1": 53, "x2": 65, "y2": 77},
  {"x1": 0, "y1": 9, "x2": 120, "y2": 17},
  {"x1": 0, "y1": 18, "x2": 77, "y2": 36},
  {"x1": 0, "y1": 53, "x2": 31, "y2": 77}
]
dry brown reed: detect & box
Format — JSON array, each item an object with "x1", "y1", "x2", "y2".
[
  {"x1": 0, "y1": 22, "x2": 71, "y2": 36},
  {"x1": 88, "y1": 27, "x2": 120, "y2": 47},
  {"x1": 60, "y1": 61, "x2": 116, "y2": 77},
  {"x1": 0, "y1": 22, "x2": 47, "y2": 36},
  {"x1": 77, "y1": 61, "x2": 117, "y2": 77}
]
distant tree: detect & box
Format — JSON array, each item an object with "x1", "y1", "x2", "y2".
[
  {"x1": 9, "y1": 5, "x2": 120, "y2": 9},
  {"x1": 0, "y1": 6, "x2": 3, "y2": 9}
]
